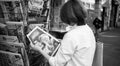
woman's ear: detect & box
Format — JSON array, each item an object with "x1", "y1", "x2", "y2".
[{"x1": 69, "y1": 22, "x2": 76, "y2": 26}]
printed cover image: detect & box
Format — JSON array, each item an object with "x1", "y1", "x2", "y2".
[{"x1": 27, "y1": 26, "x2": 60, "y2": 56}]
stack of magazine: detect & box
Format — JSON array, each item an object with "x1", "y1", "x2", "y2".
[
  {"x1": 27, "y1": 26, "x2": 61, "y2": 56},
  {"x1": 0, "y1": 36, "x2": 29, "y2": 66},
  {"x1": 0, "y1": 35, "x2": 19, "y2": 43},
  {"x1": 0, "y1": 50, "x2": 24, "y2": 66},
  {"x1": 0, "y1": 42, "x2": 25, "y2": 66}
]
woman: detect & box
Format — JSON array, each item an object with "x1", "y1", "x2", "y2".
[{"x1": 30, "y1": 0, "x2": 96, "y2": 66}]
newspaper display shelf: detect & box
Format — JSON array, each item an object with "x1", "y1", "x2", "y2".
[
  {"x1": 0, "y1": 50, "x2": 24, "y2": 66},
  {"x1": 0, "y1": 35, "x2": 19, "y2": 43},
  {"x1": 0, "y1": 41, "x2": 24, "y2": 53},
  {"x1": 0, "y1": 0, "x2": 29, "y2": 66},
  {"x1": 0, "y1": 0, "x2": 65, "y2": 66},
  {"x1": 0, "y1": 40, "x2": 29, "y2": 66}
]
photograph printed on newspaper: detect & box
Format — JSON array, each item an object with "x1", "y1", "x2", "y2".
[{"x1": 27, "y1": 26, "x2": 60, "y2": 56}]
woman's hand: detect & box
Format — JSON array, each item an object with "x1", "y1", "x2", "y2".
[
  {"x1": 30, "y1": 42, "x2": 51, "y2": 61},
  {"x1": 30, "y1": 41, "x2": 42, "y2": 52}
]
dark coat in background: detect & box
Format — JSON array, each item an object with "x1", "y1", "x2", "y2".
[{"x1": 93, "y1": 18, "x2": 102, "y2": 29}]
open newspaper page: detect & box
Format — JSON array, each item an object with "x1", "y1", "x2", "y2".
[{"x1": 27, "y1": 26, "x2": 60, "y2": 56}]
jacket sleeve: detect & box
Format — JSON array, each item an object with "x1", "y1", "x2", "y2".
[{"x1": 49, "y1": 33, "x2": 75, "y2": 66}]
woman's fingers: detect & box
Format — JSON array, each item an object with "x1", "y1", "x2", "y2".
[{"x1": 30, "y1": 42, "x2": 34, "y2": 48}]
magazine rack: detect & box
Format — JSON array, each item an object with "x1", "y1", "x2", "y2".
[
  {"x1": 0, "y1": 0, "x2": 28, "y2": 43},
  {"x1": 0, "y1": 0, "x2": 61, "y2": 66},
  {"x1": 0, "y1": 41, "x2": 30, "y2": 66},
  {"x1": 0, "y1": 50, "x2": 24, "y2": 66},
  {"x1": 28, "y1": 0, "x2": 51, "y2": 32},
  {"x1": 0, "y1": 0, "x2": 29, "y2": 66}
]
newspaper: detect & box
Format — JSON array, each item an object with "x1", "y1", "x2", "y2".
[
  {"x1": 0, "y1": 41, "x2": 30, "y2": 66},
  {"x1": 0, "y1": 35, "x2": 19, "y2": 43},
  {"x1": 0, "y1": 50, "x2": 24, "y2": 66},
  {"x1": 28, "y1": 0, "x2": 44, "y2": 12},
  {"x1": 29, "y1": 24, "x2": 44, "y2": 30},
  {"x1": 0, "y1": 41, "x2": 24, "y2": 53},
  {"x1": 27, "y1": 26, "x2": 60, "y2": 56},
  {"x1": 6, "y1": 21, "x2": 23, "y2": 30}
]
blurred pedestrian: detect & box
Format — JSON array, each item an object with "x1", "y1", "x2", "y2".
[{"x1": 93, "y1": 16, "x2": 102, "y2": 41}]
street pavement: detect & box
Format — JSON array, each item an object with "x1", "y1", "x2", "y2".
[{"x1": 99, "y1": 27, "x2": 120, "y2": 66}]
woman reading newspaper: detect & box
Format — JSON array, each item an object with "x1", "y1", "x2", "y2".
[{"x1": 30, "y1": 0, "x2": 96, "y2": 66}]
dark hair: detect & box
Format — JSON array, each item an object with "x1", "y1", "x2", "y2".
[{"x1": 60, "y1": 0, "x2": 88, "y2": 26}]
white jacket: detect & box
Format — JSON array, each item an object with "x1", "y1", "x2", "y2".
[{"x1": 49, "y1": 24, "x2": 96, "y2": 66}]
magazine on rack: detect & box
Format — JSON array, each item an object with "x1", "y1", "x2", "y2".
[
  {"x1": 0, "y1": 50, "x2": 24, "y2": 66},
  {"x1": 27, "y1": 26, "x2": 60, "y2": 56}
]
